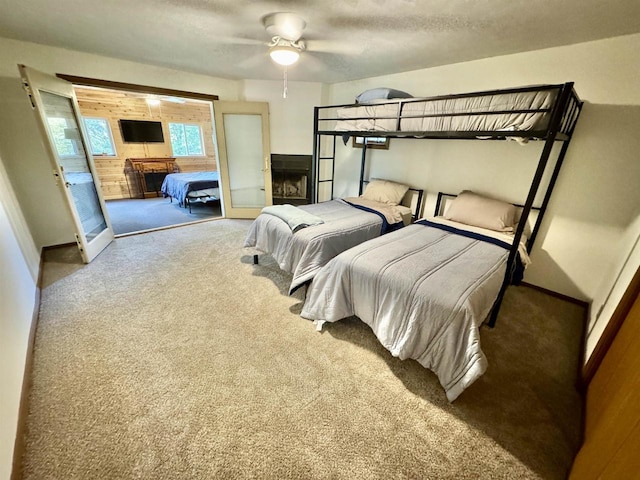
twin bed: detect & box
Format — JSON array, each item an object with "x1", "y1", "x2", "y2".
[
  {"x1": 246, "y1": 82, "x2": 582, "y2": 401},
  {"x1": 161, "y1": 171, "x2": 220, "y2": 213},
  {"x1": 245, "y1": 179, "x2": 423, "y2": 294},
  {"x1": 300, "y1": 192, "x2": 532, "y2": 402}
]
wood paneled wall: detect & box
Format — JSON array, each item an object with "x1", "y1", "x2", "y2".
[{"x1": 74, "y1": 87, "x2": 217, "y2": 199}]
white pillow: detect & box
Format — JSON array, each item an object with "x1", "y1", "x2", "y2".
[
  {"x1": 355, "y1": 88, "x2": 413, "y2": 104},
  {"x1": 444, "y1": 190, "x2": 517, "y2": 232},
  {"x1": 361, "y1": 179, "x2": 410, "y2": 206}
]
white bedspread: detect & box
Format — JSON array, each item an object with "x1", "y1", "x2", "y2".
[
  {"x1": 300, "y1": 221, "x2": 518, "y2": 402},
  {"x1": 245, "y1": 199, "x2": 397, "y2": 294}
]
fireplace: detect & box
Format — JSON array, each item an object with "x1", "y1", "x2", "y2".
[
  {"x1": 271, "y1": 154, "x2": 312, "y2": 205},
  {"x1": 124, "y1": 157, "x2": 177, "y2": 199}
]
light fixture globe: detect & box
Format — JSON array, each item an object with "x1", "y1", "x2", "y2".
[{"x1": 269, "y1": 44, "x2": 300, "y2": 66}]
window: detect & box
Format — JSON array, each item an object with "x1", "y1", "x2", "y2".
[
  {"x1": 169, "y1": 123, "x2": 205, "y2": 156},
  {"x1": 47, "y1": 117, "x2": 78, "y2": 157},
  {"x1": 83, "y1": 117, "x2": 116, "y2": 156}
]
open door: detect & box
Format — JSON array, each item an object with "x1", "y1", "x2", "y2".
[
  {"x1": 213, "y1": 101, "x2": 271, "y2": 219},
  {"x1": 19, "y1": 65, "x2": 114, "y2": 262}
]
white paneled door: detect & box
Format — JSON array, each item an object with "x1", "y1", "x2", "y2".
[
  {"x1": 19, "y1": 65, "x2": 114, "y2": 262},
  {"x1": 213, "y1": 101, "x2": 271, "y2": 219}
]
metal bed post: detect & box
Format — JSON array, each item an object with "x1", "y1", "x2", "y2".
[
  {"x1": 312, "y1": 106, "x2": 319, "y2": 203},
  {"x1": 414, "y1": 189, "x2": 424, "y2": 220},
  {"x1": 527, "y1": 95, "x2": 583, "y2": 251},
  {"x1": 330, "y1": 136, "x2": 336, "y2": 200},
  {"x1": 487, "y1": 83, "x2": 575, "y2": 328},
  {"x1": 358, "y1": 142, "x2": 368, "y2": 196}
]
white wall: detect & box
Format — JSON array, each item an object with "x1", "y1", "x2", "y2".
[
  {"x1": 0, "y1": 37, "x2": 241, "y2": 249},
  {"x1": 0, "y1": 156, "x2": 39, "y2": 480},
  {"x1": 241, "y1": 79, "x2": 325, "y2": 155},
  {"x1": 586, "y1": 215, "x2": 640, "y2": 359},
  {"x1": 327, "y1": 33, "x2": 640, "y2": 361}
]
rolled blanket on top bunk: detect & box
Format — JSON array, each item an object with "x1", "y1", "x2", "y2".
[{"x1": 261, "y1": 204, "x2": 324, "y2": 233}]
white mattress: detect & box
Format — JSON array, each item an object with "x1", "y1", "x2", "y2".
[{"x1": 335, "y1": 89, "x2": 557, "y2": 134}]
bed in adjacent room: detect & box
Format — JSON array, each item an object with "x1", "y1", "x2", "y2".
[
  {"x1": 161, "y1": 171, "x2": 220, "y2": 212},
  {"x1": 244, "y1": 179, "x2": 423, "y2": 294},
  {"x1": 300, "y1": 191, "x2": 531, "y2": 402}
]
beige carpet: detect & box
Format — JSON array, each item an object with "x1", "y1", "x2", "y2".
[{"x1": 22, "y1": 219, "x2": 584, "y2": 479}]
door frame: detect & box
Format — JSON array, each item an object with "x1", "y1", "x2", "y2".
[
  {"x1": 582, "y1": 265, "x2": 640, "y2": 384},
  {"x1": 58, "y1": 75, "x2": 225, "y2": 230},
  {"x1": 56, "y1": 74, "x2": 219, "y2": 103},
  {"x1": 213, "y1": 100, "x2": 272, "y2": 219}
]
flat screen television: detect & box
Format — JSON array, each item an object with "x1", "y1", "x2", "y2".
[{"x1": 119, "y1": 119, "x2": 164, "y2": 143}]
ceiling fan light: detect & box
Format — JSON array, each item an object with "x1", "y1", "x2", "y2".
[{"x1": 269, "y1": 45, "x2": 300, "y2": 66}]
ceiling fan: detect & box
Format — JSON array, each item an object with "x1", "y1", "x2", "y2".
[
  {"x1": 230, "y1": 12, "x2": 363, "y2": 96},
  {"x1": 262, "y1": 12, "x2": 307, "y2": 66}
]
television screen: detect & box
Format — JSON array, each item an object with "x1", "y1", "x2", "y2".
[{"x1": 119, "y1": 120, "x2": 164, "y2": 143}]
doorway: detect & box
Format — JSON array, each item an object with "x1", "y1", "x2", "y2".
[{"x1": 71, "y1": 83, "x2": 222, "y2": 235}]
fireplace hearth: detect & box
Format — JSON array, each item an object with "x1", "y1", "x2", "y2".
[{"x1": 271, "y1": 154, "x2": 312, "y2": 205}]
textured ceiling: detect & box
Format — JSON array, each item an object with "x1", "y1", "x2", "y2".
[{"x1": 1, "y1": 0, "x2": 639, "y2": 83}]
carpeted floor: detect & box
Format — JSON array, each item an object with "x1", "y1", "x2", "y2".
[
  {"x1": 23, "y1": 219, "x2": 585, "y2": 479},
  {"x1": 105, "y1": 197, "x2": 221, "y2": 235}
]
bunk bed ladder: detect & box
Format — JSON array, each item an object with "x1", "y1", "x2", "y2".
[
  {"x1": 488, "y1": 82, "x2": 578, "y2": 328},
  {"x1": 313, "y1": 107, "x2": 337, "y2": 202}
]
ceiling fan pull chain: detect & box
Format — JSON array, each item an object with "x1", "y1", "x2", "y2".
[{"x1": 283, "y1": 66, "x2": 288, "y2": 99}]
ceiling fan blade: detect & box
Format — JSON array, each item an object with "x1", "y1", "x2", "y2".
[
  {"x1": 235, "y1": 52, "x2": 270, "y2": 71},
  {"x1": 216, "y1": 35, "x2": 265, "y2": 46},
  {"x1": 304, "y1": 38, "x2": 365, "y2": 56}
]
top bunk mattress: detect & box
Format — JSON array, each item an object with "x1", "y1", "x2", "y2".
[{"x1": 334, "y1": 88, "x2": 558, "y2": 135}]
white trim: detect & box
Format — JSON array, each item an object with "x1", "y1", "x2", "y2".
[
  {"x1": 168, "y1": 122, "x2": 206, "y2": 157},
  {"x1": 82, "y1": 116, "x2": 117, "y2": 157}
]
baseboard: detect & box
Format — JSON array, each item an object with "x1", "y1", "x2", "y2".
[
  {"x1": 520, "y1": 281, "x2": 589, "y2": 308},
  {"x1": 42, "y1": 241, "x2": 77, "y2": 250},
  {"x1": 10, "y1": 249, "x2": 45, "y2": 480}
]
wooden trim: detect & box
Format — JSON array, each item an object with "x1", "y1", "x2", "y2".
[
  {"x1": 520, "y1": 281, "x2": 589, "y2": 308},
  {"x1": 582, "y1": 265, "x2": 640, "y2": 385},
  {"x1": 55, "y1": 74, "x2": 219, "y2": 102},
  {"x1": 10, "y1": 249, "x2": 45, "y2": 480}
]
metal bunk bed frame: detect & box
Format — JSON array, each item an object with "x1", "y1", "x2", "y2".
[{"x1": 311, "y1": 82, "x2": 583, "y2": 327}]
